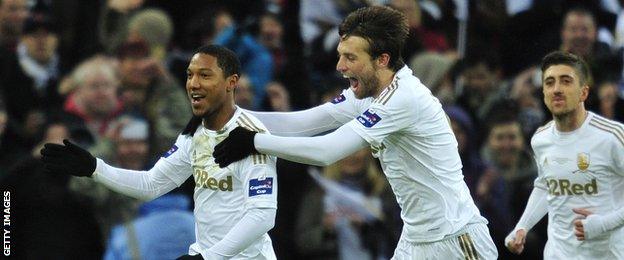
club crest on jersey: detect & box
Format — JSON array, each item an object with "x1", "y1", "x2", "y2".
[
  {"x1": 574, "y1": 152, "x2": 590, "y2": 173},
  {"x1": 331, "y1": 94, "x2": 346, "y2": 104},
  {"x1": 357, "y1": 109, "x2": 381, "y2": 128},
  {"x1": 249, "y1": 177, "x2": 273, "y2": 196},
  {"x1": 163, "y1": 145, "x2": 178, "y2": 158}
]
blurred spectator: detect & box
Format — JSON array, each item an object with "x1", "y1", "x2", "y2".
[
  {"x1": 410, "y1": 51, "x2": 457, "y2": 104},
  {"x1": 126, "y1": 8, "x2": 173, "y2": 61},
  {"x1": 0, "y1": 7, "x2": 64, "y2": 153},
  {"x1": 116, "y1": 39, "x2": 191, "y2": 161},
  {"x1": 476, "y1": 111, "x2": 543, "y2": 259},
  {"x1": 295, "y1": 149, "x2": 401, "y2": 260},
  {"x1": 1, "y1": 122, "x2": 104, "y2": 259},
  {"x1": 99, "y1": 0, "x2": 145, "y2": 54},
  {"x1": 0, "y1": 0, "x2": 28, "y2": 52},
  {"x1": 596, "y1": 80, "x2": 624, "y2": 122},
  {"x1": 62, "y1": 55, "x2": 123, "y2": 146},
  {"x1": 235, "y1": 74, "x2": 255, "y2": 110},
  {"x1": 389, "y1": 0, "x2": 451, "y2": 61},
  {"x1": 455, "y1": 51, "x2": 505, "y2": 145},
  {"x1": 508, "y1": 67, "x2": 547, "y2": 140},
  {"x1": 70, "y1": 116, "x2": 154, "y2": 243},
  {"x1": 560, "y1": 8, "x2": 621, "y2": 109},
  {"x1": 265, "y1": 81, "x2": 292, "y2": 112},
  {"x1": 258, "y1": 12, "x2": 286, "y2": 78},
  {"x1": 214, "y1": 9, "x2": 273, "y2": 109},
  {"x1": 444, "y1": 105, "x2": 491, "y2": 199},
  {"x1": 104, "y1": 191, "x2": 195, "y2": 260}
]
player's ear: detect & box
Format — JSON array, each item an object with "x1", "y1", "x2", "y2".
[
  {"x1": 377, "y1": 53, "x2": 390, "y2": 68},
  {"x1": 580, "y1": 83, "x2": 589, "y2": 102},
  {"x1": 227, "y1": 74, "x2": 239, "y2": 92}
]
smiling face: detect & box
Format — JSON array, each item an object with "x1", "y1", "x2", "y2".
[
  {"x1": 336, "y1": 36, "x2": 381, "y2": 99},
  {"x1": 542, "y1": 64, "x2": 589, "y2": 117},
  {"x1": 186, "y1": 53, "x2": 237, "y2": 119}
]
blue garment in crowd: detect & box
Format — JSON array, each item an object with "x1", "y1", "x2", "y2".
[
  {"x1": 215, "y1": 25, "x2": 274, "y2": 109},
  {"x1": 104, "y1": 194, "x2": 195, "y2": 260}
]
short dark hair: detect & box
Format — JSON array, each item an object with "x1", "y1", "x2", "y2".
[
  {"x1": 563, "y1": 7, "x2": 596, "y2": 28},
  {"x1": 541, "y1": 51, "x2": 592, "y2": 86},
  {"x1": 338, "y1": 6, "x2": 408, "y2": 71},
  {"x1": 195, "y1": 44, "x2": 241, "y2": 78}
]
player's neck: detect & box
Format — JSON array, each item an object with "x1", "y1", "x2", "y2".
[
  {"x1": 202, "y1": 104, "x2": 236, "y2": 131},
  {"x1": 375, "y1": 69, "x2": 396, "y2": 97},
  {"x1": 554, "y1": 106, "x2": 588, "y2": 132}
]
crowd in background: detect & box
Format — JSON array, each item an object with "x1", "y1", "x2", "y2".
[{"x1": 1, "y1": 0, "x2": 624, "y2": 259}]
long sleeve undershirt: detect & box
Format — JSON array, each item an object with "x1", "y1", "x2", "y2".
[
  {"x1": 254, "y1": 124, "x2": 368, "y2": 166},
  {"x1": 244, "y1": 105, "x2": 342, "y2": 137},
  {"x1": 515, "y1": 187, "x2": 549, "y2": 230},
  {"x1": 92, "y1": 158, "x2": 179, "y2": 201}
]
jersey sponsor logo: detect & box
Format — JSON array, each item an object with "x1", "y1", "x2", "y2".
[
  {"x1": 546, "y1": 178, "x2": 598, "y2": 196},
  {"x1": 194, "y1": 169, "x2": 233, "y2": 191},
  {"x1": 357, "y1": 109, "x2": 381, "y2": 128},
  {"x1": 249, "y1": 177, "x2": 273, "y2": 196},
  {"x1": 330, "y1": 94, "x2": 346, "y2": 104},
  {"x1": 163, "y1": 145, "x2": 178, "y2": 158}
]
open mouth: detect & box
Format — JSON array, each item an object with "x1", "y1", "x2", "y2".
[
  {"x1": 346, "y1": 76, "x2": 359, "y2": 91},
  {"x1": 190, "y1": 94, "x2": 205, "y2": 104}
]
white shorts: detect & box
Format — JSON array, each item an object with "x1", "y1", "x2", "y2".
[{"x1": 391, "y1": 222, "x2": 497, "y2": 260}]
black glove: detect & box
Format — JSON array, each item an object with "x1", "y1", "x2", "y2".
[
  {"x1": 213, "y1": 127, "x2": 258, "y2": 168},
  {"x1": 40, "y1": 139, "x2": 96, "y2": 177},
  {"x1": 176, "y1": 254, "x2": 203, "y2": 260}
]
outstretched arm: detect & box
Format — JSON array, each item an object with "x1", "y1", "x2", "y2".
[
  {"x1": 213, "y1": 125, "x2": 368, "y2": 167},
  {"x1": 92, "y1": 159, "x2": 183, "y2": 201},
  {"x1": 41, "y1": 139, "x2": 189, "y2": 201},
  {"x1": 244, "y1": 104, "x2": 343, "y2": 137},
  {"x1": 253, "y1": 124, "x2": 368, "y2": 166}
]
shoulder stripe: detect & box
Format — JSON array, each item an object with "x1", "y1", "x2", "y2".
[
  {"x1": 237, "y1": 113, "x2": 264, "y2": 133},
  {"x1": 589, "y1": 119, "x2": 624, "y2": 147},
  {"x1": 251, "y1": 153, "x2": 267, "y2": 165},
  {"x1": 374, "y1": 81, "x2": 398, "y2": 105},
  {"x1": 534, "y1": 121, "x2": 554, "y2": 135},
  {"x1": 592, "y1": 115, "x2": 624, "y2": 132},
  {"x1": 236, "y1": 118, "x2": 257, "y2": 132}
]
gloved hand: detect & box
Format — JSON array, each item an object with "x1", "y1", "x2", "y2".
[
  {"x1": 40, "y1": 139, "x2": 96, "y2": 177},
  {"x1": 213, "y1": 127, "x2": 258, "y2": 168},
  {"x1": 176, "y1": 254, "x2": 203, "y2": 260}
]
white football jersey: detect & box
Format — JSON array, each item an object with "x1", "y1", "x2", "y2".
[
  {"x1": 531, "y1": 112, "x2": 624, "y2": 259},
  {"x1": 321, "y1": 66, "x2": 484, "y2": 243},
  {"x1": 159, "y1": 108, "x2": 278, "y2": 259}
]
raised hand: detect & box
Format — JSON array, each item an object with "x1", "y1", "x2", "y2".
[
  {"x1": 40, "y1": 139, "x2": 96, "y2": 177},
  {"x1": 213, "y1": 127, "x2": 258, "y2": 168}
]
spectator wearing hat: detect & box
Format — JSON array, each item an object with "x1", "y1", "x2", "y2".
[{"x1": 0, "y1": 7, "x2": 63, "y2": 153}]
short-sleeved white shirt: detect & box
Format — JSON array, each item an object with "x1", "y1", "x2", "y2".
[
  {"x1": 321, "y1": 66, "x2": 483, "y2": 243},
  {"x1": 531, "y1": 112, "x2": 624, "y2": 258},
  {"x1": 156, "y1": 108, "x2": 278, "y2": 258}
]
